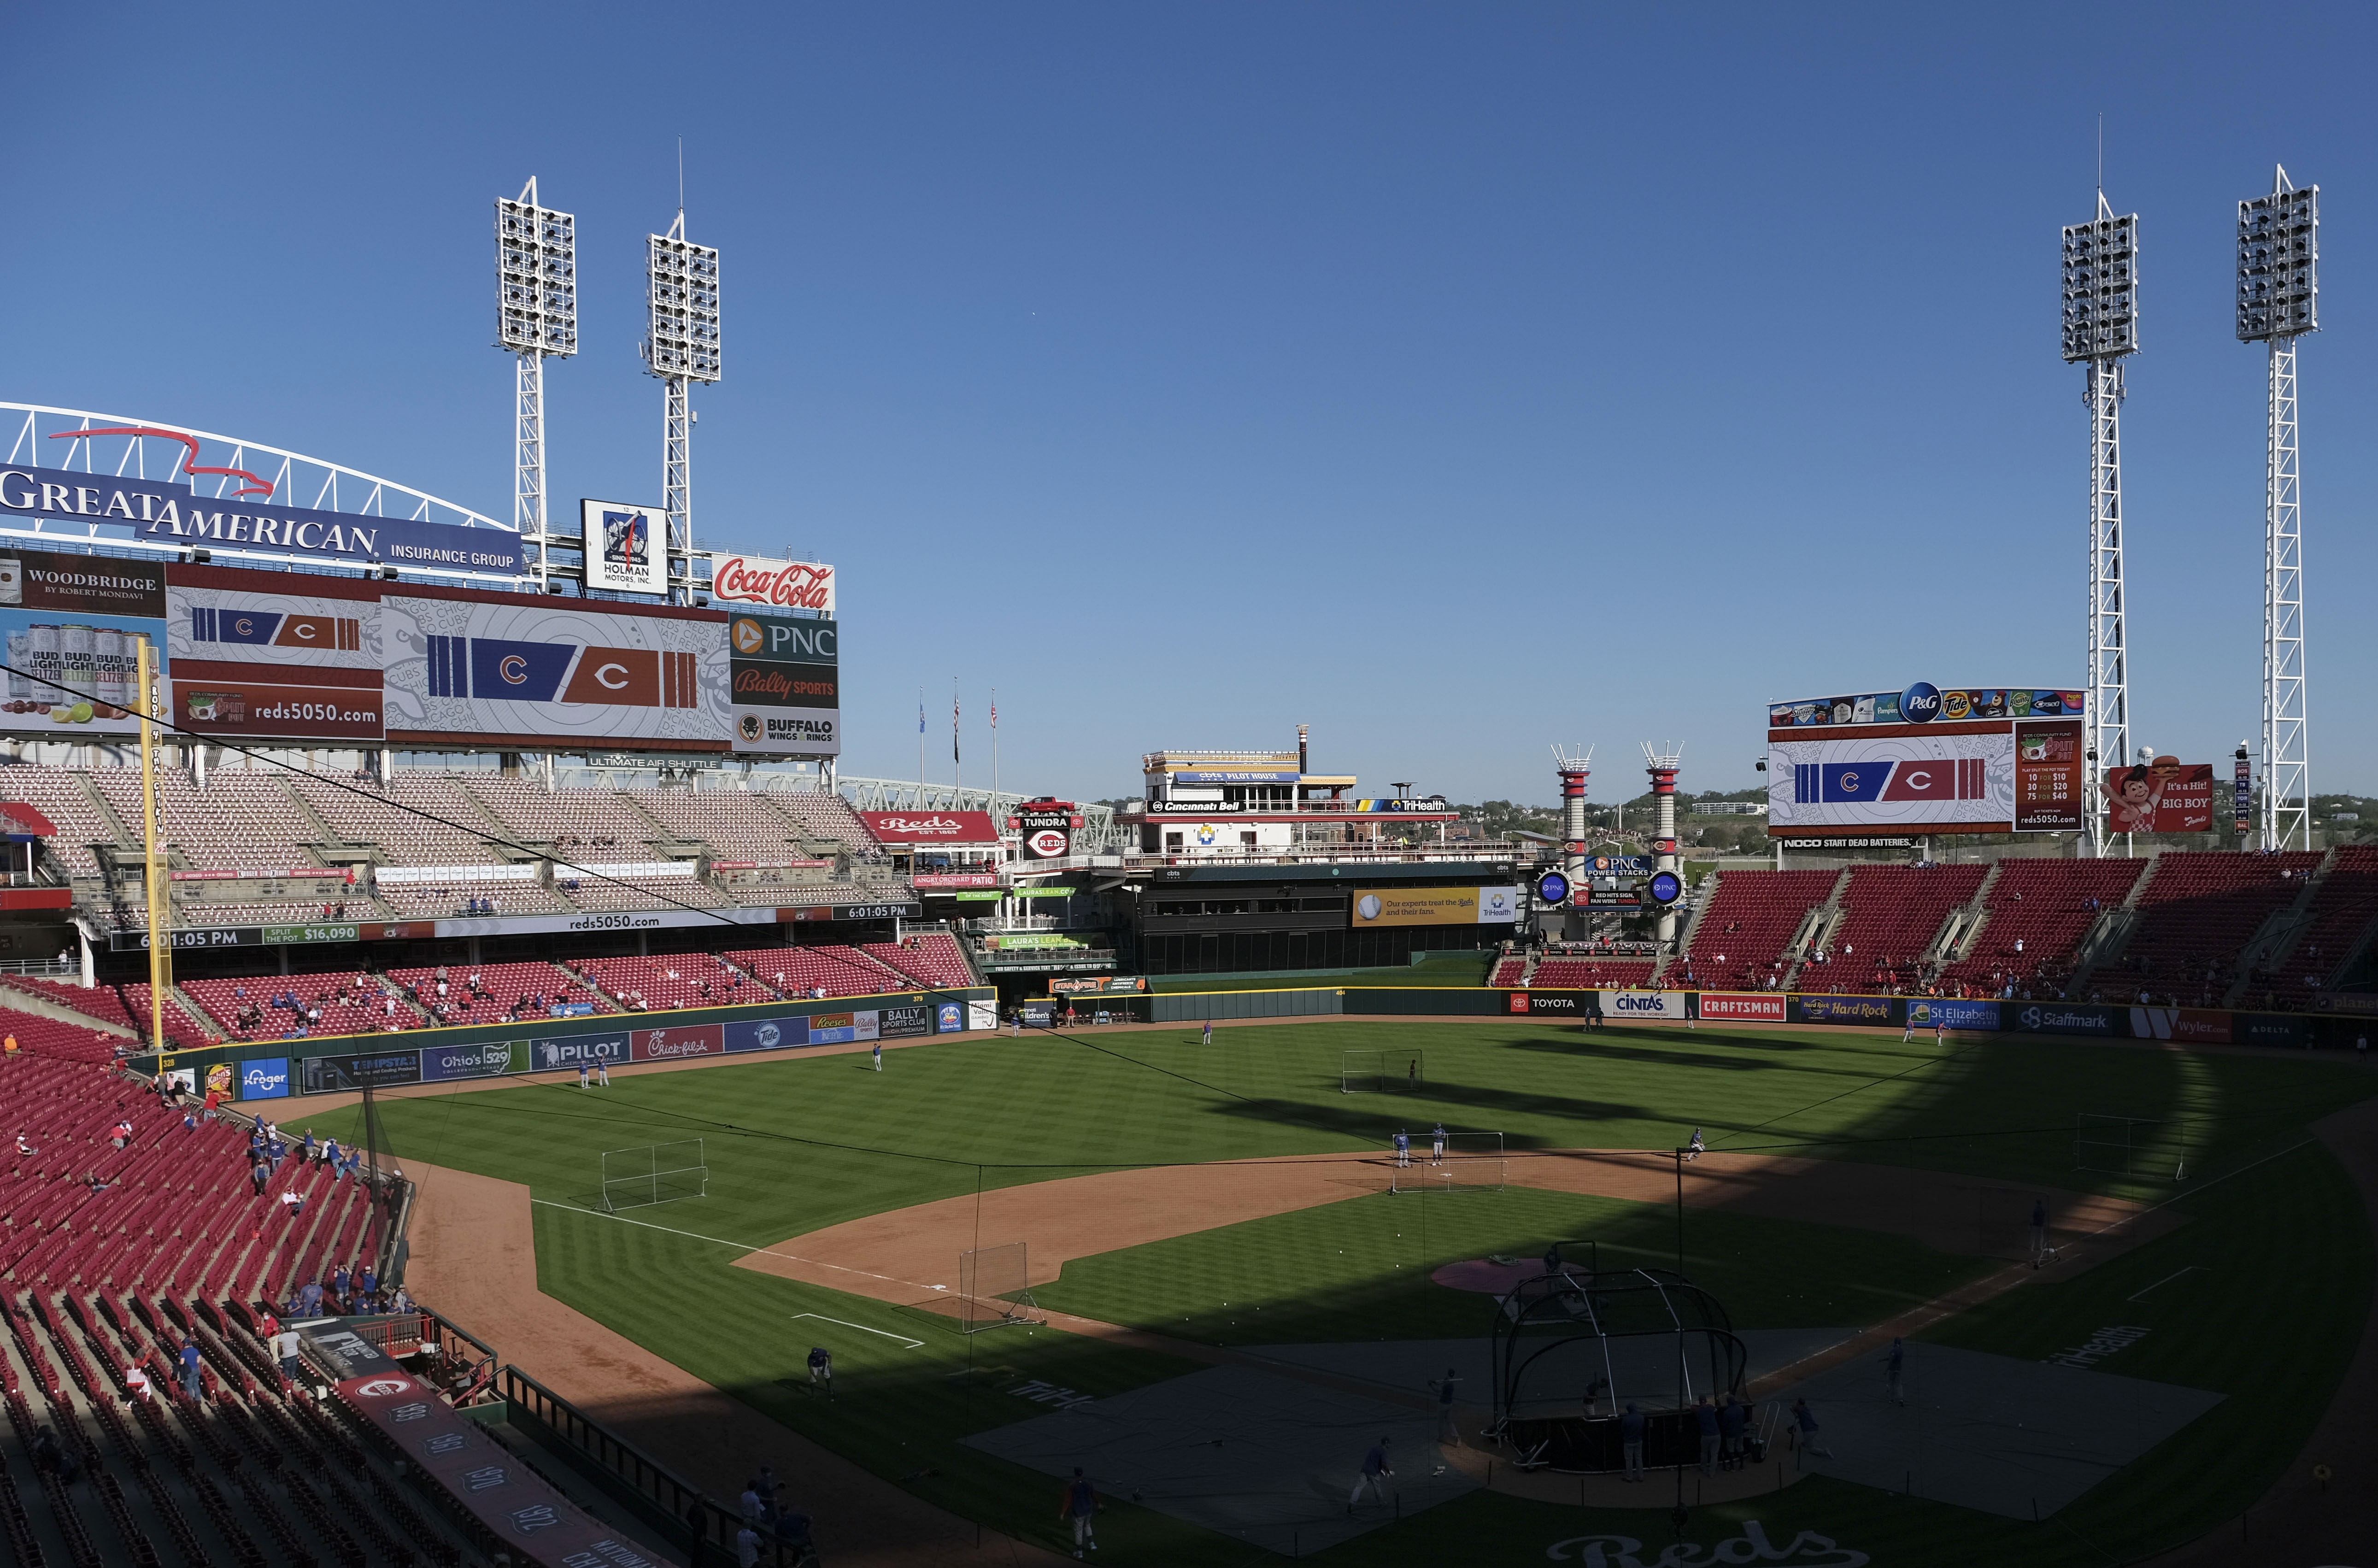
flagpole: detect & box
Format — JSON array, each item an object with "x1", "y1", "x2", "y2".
[
  {"x1": 992, "y1": 687, "x2": 998, "y2": 814},
  {"x1": 918, "y1": 686, "x2": 925, "y2": 792},
  {"x1": 953, "y1": 677, "x2": 961, "y2": 793}
]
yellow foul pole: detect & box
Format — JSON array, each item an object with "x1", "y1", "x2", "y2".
[{"x1": 136, "y1": 636, "x2": 169, "y2": 1056}]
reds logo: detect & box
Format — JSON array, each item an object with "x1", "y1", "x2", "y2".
[{"x1": 355, "y1": 1378, "x2": 411, "y2": 1398}]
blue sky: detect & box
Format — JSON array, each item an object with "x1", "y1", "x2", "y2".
[{"x1": 8, "y1": 4, "x2": 2373, "y2": 805}]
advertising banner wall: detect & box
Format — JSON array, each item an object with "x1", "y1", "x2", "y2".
[
  {"x1": 0, "y1": 547, "x2": 169, "y2": 734},
  {"x1": 725, "y1": 1016, "x2": 809, "y2": 1053},
  {"x1": 0, "y1": 463, "x2": 527, "y2": 576},
  {"x1": 2129, "y1": 1006, "x2": 2231, "y2": 1044},
  {"x1": 709, "y1": 553, "x2": 835, "y2": 616},
  {"x1": 237, "y1": 1057, "x2": 291, "y2": 1100},
  {"x1": 1602, "y1": 990, "x2": 1691, "y2": 1021},
  {"x1": 2105, "y1": 760, "x2": 2217, "y2": 835},
  {"x1": 1349, "y1": 886, "x2": 1521, "y2": 928},
  {"x1": 299, "y1": 1050, "x2": 424, "y2": 1093},
  {"x1": 1508, "y1": 990, "x2": 1595, "y2": 1016},
  {"x1": 1697, "y1": 992, "x2": 1787, "y2": 1022},
  {"x1": 1907, "y1": 997, "x2": 2001, "y2": 1031},
  {"x1": 1792, "y1": 994, "x2": 1899, "y2": 1025},
  {"x1": 726, "y1": 611, "x2": 839, "y2": 756},
  {"x1": 384, "y1": 593, "x2": 728, "y2": 750},
  {"x1": 630, "y1": 1023, "x2": 725, "y2": 1063},
  {"x1": 1768, "y1": 733, "x2": 2016, "y2": 834},
  {"x1": 421, "y1": 1039, "x2": 519, "y2": 1081},
  {"x1": 2010, "y1": 1002, "x2": 2121, "y2": 1037},
  {"x1": 1770, "y1": 685, "x2": 2085, "y2": 729},
  {"x1": 526, "y1": 1031, "x2": 630, "y2": 1070},
  {"x1": 167, "y1": 568, "x2": 385, "y2": 741},
  {"x1": 2235, "y1": 1013, "x2": 2306, "y2": 1047},
  {"x1": 807, "y1": 1010, "x2": 879, "y2": 1044}
]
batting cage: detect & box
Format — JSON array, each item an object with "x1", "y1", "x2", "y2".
[
  {"x1": 1340, "y1": 1047, "x2": 1425, "y2": 1093},
  {"x1": 959, "y1": 1242, "x2": 1045, "y2": 1333},
  {"x1": 599, "y1": 1139, "x2": 709, "y2": 1212}
]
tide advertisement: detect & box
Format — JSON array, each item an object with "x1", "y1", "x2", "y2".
[
  {"x1": 383, "y1": 594, "x2": 730, "y2": 750},
  {"x1": 166, "y1": 569, "x2": 386, "y2": 741},
  {"x1": 1349, "y1": 886, "x2": 1521, "y2": 928},
  {"x1": 1767, "y1": 733, "x2": 2016, "y2": 835}
]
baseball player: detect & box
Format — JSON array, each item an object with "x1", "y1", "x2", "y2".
[
  {"x1": 872, "y1": 1040, "x2": 883, "y2": 1072},
  {"x1": 1202, "y1": 1018, "x2": 1213, "y2": 1046},
  {"x1": 1685, "y1": 1127, "x2": 1705, "y2": 1163},
  {"x1": 806, "y1": 1345, "x2": 833, "y2": 1398},
  {"x1": 595, "y1": 1057, "x2": 611, "y2": 1087},
  {"x1": 1393, "y1": 1129, "x2": 1411, "y2": 1168},
  {"x1": 1346, "y1": 1437, "x2": 1393, "y2": 1512},
  {"x1": 577, "y1": 1061, "x2": 589, "y2": 1091},
  {"x1": 1059, "y1": 1468, "x2": 1098, "y2": 1557},
  {"x1": 1934, "y1": 1013, "x2": 1946, "y2": 1045},
  {"x1": 1431, "y1": 1123, "x2": 1447, "y2": 1165},
  {"x1": 1902, "y1": 1013, "x2": 1915, "y2": 1044}
]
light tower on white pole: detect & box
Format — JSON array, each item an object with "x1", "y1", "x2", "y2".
[
  {"x1": 2237, "y1": 167, "x2": 2318, "y2": 852},
  {"x1": 2061, "y1": 194, "x2": 2139, "y2": 857},
  {"x1": 642, "y1": 211, "x2": 722, "y2": 605},
  {"x1": 495, "y1": 179, "x2": 577, "y2": 590}
]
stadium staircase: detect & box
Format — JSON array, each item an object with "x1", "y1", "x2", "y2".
[
  {"x1": 1654, "y1": 872, "x2": 1721, "y2": 984},
  {"x1": 2220, "y1": 847, "x2": 2337, "y2": 1007},
  {"x1": 1928, "y1": 861, "x2": 2003, "y2": 968},
  {"x1": 1775, "y1": 869, "x2": 1852, "y2": 992}
]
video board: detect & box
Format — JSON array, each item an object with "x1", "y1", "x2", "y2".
[
  {"x1": 1767, "y1": 682, "x2": 2086, "y2": 837},
  {"x1": 1, "y1": 554, "x2": 841, "y2": 757}
]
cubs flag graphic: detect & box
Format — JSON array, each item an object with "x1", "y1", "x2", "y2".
[
  {"x1": 1767, "y1": 733, "x2": 2017, "y2": 832},
  {"x1": 383, "y1": 596, "x2": 728, "y2": 747}
]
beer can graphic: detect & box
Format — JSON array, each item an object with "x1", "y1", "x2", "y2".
[
  {"x1": 58, "y1": 623, "x2": 93, "y2": 702},
  {"x1": 3, "y1": 633, "x2": 24, "y2": 702},
  {"x1": 26, "y1": 624, "x2": 59, "y2": 702},
  {"x1": 94, "y1": 629, "x2": 125, "y2": 714}
]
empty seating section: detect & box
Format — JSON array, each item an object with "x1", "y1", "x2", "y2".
[
  {"x1": 287, "y1": 772, "x2": 498, "y2": 862},
  {"x1": 0, "y1": 1006, "x2": 123, "y2": 1061},
  {"x1": 1680, "y1": 870, "x2": 1840, "y2": 991},
  {"x1": 116, "y1": 984, "x2": 214, "y2": 1048},
  {"x1": 0, "y1": 769, "x2": 122, "y2": 874},
  {"x1": 88, "y1": 769, "x2": 317, "y2": 872},
  {"x1": 1487, "y1": 953, "x2": 1529, "y2": 987},
  {"x1": 386, "y1": 960, "x2": 615, "y2": 1024},
  {"x1": 1529, "y1": 957, "x2": 1656, "y2": 988},
  {"x1": 374, "y1": 879, "x2": 570, "y2": 918},
  {"x1": 865, "y1": 934, "x2": 975, "y2": 988},
  {"x1": 0, "y1": 974, "x2": 135, "y2": 1029},
  {"x1": 573, "y1": 954, "x2": 763, "y2": 1011},
  {"x1": 1803, "y1": 865, "x2": 1987, "y2": 994},
  {"x1": 463, "y1": 774, "x2": 654, "y2": 852},
  {"x1": 2109, "y1": 851, "x2": 2321, "y2": 1004},
  {"x1": 722, "y1": 945, "x2": 907, "y2": 999},
  {"x1": 630, "y1": 786, "x2": 809, "y2": 859},
  {"x1": 0, "y1": 1058, "x2": 500, "y2": 1564},
  {"x1": 162, "y1": 900, "x2": 371, "y2": 928},
  {"x1": 181, "y1": 971, "x2": 416, "y2": 1041},
  {"x1": 552, "y1": 869, "x2": 726, "y2": 912},
  {"x1": 2268, "y1": 847, "x2": 2378, "y2": 1005},
  {"x1": 763, "y1": 789, "x2": 884, "y2": 856},
  {"x1": 1935, "y1": 858, "x2": 2146, "y2": 994}
]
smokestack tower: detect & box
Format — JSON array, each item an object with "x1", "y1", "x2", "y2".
[
  {"x1": 1551, "y1": 746, "x2": 1593, "y2": 938},
  {"x1": 1298, "y1": 723, "x2": 1309, "y2": 776},
  {"x1": 1643, "y1": 743, "x2": 1684, "y2": 943}
]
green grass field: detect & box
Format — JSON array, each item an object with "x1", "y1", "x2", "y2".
[{"x1": 302, "y1": 1020, "x2": 2377, "y2": 1566}]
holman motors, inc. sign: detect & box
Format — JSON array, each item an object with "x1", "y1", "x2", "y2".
[{"x1": 0, "y1": 464, "x2": 526, "y2": 576}]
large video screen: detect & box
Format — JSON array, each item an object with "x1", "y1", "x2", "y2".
[{"x1": 1767, "y1": 682, "x2": 2084, "y2": 836}]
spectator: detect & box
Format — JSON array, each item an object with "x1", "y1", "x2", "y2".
[
  {"x1": 735, "y1": 1526, "x2": 764, "y2": 1568},
  {"x1": 740, "y1": 1481, "x2": 764, "y2": 1523},
  {"x1": 281, "y1": 1188, "x2": 306, "y2": 1219},
  {"x1": 178, "y1": 1338, "x2": 203, "y2": 1400},
  {"x1": 31, "y1": 1426, "x2": 76, "y2": 1485},
  {"x1": 270, "y1": 1325, "x2": 302, "y2": 1382},
  {"x1": 1620, "y1": 1404, "x2": 1645, "y2": 1482},
  {"x1": 123, "y1": 1365, "x2": 153, "y2": 1403},
  {"x1": 249, "y1": 1157, "x2": 270, "y2": 1197},
  {"x1": 332, "y1": 1264, "x2": 350, "y2": 1299},
  {"x1": 358, "y1": 1264, "x2": 378, "y2": 1297},
  {"x1": 1696, "y1": 1395, "x2": 1720, "y2": 1475}
]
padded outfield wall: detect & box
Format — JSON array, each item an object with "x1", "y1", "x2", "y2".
[{"x1": 133, "y1": 984, "x2": 997, "y2": 1100}]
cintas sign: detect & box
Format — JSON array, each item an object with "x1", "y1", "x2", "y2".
[{"x1": 710, "y1": 553, "x2": 835, "y2": 616}]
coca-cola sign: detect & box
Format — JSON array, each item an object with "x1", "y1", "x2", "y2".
[{"x1": 711, "y1": 553, "x2": 835, "y2": 615}]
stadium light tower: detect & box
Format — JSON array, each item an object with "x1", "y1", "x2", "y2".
[
  {"x1": 643, "y1": 211, "x2": 722, "y2": 605},
  {"x1": 2061, "y1": 194, "x2": 2139, "y2": 857},
  {"x1": 2237, "y1": 166, "x2": 2318, "y2": 852},
  {"x1": 495, "y1": 179, "x2": 577, "y2": 589}
]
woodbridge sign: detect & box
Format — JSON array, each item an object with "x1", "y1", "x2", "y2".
[{"x1": 0, "y1": 464, "x2": 526, "y2": 576}]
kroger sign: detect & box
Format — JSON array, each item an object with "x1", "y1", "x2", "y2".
[{"x1": 239, "y1": 1057, "x2": 291, "y2": 1099}]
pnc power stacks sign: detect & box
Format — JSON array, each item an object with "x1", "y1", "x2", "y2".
[{"x1": 1766, "y1": 681, "x2": 2086, "y2": 838}]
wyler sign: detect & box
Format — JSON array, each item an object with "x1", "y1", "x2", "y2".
[{"x1": 0, "y1": 464, "x2": 526, "y2": 575}]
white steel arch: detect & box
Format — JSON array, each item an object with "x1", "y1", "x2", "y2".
[{"x1": 1, "y1": 403, "x2": 523, "y2": 586}]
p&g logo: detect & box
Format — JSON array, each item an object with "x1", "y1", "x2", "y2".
[{"x1": 1901, "y1": 682, "x2": 1941, "y2": 723}]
